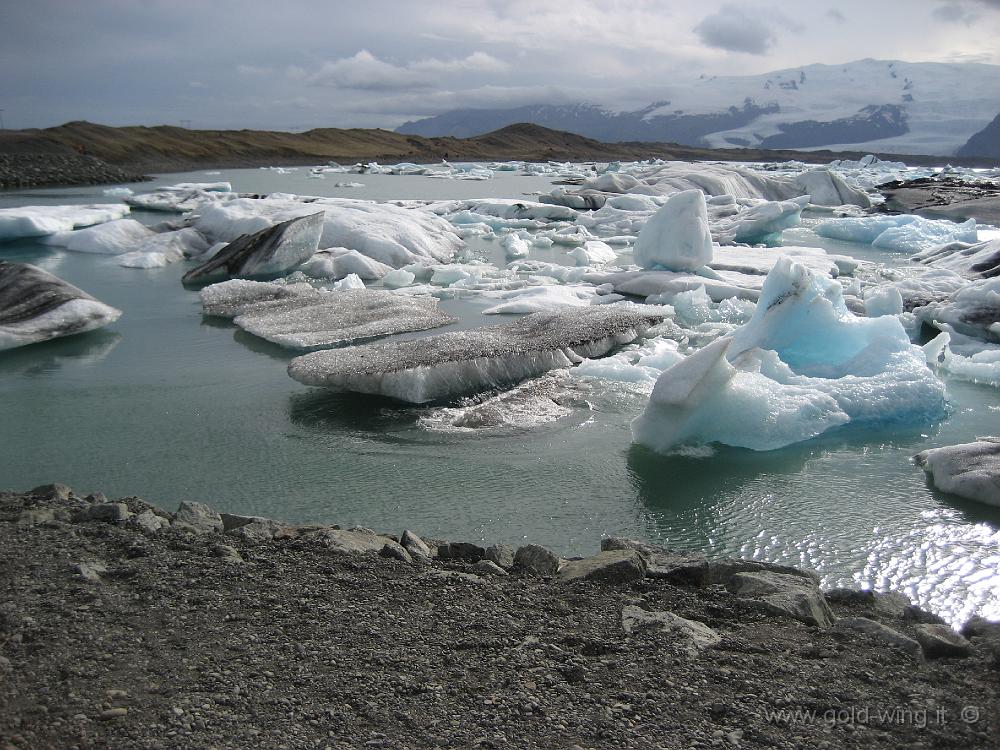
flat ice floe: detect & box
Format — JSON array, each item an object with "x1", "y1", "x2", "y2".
[
  {"x1": 0, "y1": 261, "x2": 122, "y2": 351},
  {"x1": 0, "y1": 204, "x2": 131, "y2": 241},
  {"x1": 915, "y1": 277, "x2": 1000, "y2": 343},
  {"x1": 914, "y1": 438, "x2": 1000, "y2": 507},
  {"x1": 913, "y1": 238, "x2": 1000, "y2": 280},
  {"x1": 200, "y1": 279, "x2": 456, "y2": 349},
  {"x1": 182, "y1": 213, "x2": 323, "y2": 284},
  {"x1": 631, "y1": 256, "x2": 947, "y2": 453},
  {"x1": 287, "y1": 306, "x2": 664, "y2": 403}
]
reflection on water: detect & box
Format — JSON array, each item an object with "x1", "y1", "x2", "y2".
[{"x1": 0, "y1": 329, "x2": 122, "y2": 376}]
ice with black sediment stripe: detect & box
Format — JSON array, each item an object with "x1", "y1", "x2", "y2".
[{"x1": 287, "y1": 306, "x2": 665, "y2": 403}]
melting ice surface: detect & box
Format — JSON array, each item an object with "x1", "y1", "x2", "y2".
[{"x1": 1, "y1": 164, "x2": 999, "y2": 627}]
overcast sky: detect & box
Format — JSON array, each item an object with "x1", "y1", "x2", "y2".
[{"x1": 2, "y1": 0, "x2": 998, "y2": 131}]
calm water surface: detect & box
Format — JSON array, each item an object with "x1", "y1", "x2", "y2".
[{"x1": 2, "y1": 167, "x2": 998, "y2": 625}]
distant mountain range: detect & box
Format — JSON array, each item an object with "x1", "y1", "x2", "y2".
[{"x1": 398, "y1": 59, "x2": 1000, "y2": 158}]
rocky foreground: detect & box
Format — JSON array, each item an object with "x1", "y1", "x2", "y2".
[{"x1": 1, "y1": 486, "x2": 997, "y2": 750}]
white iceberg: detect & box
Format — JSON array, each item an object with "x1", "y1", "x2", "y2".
[
  {"x1": 44, "y1": 219, "x2": 155, "y2": 255},
  {"x1": 914, "y1": 277, "x2": 1000, "y2": 343},
  {"x1": 914, "y1": 438, "x2": 1000, "y2": 507},
  {"x1": 815, "y1": 215, "x2": 978, "y2": 253},
  {"x1": 632, "y1": 257, "x2": 948, "y2": 453},
  {"x1": 633, "y1": 190, "x2": 713, "y2": 272},
  {"x1": 0, "y1": 204, "x2": 131, "y2": 241},
  {"x1": 912, "y1": 238, "x2": 1000, "y2": 280},
  {"x1": 482, "y1": 285, "x2": 595, "y2": 314},
  {"x1": 300, "y1": 248, "x2": 393, "y2": 280},
  {"x1": 924, "y1": 331, "x2": 1000, "y2": 386}
]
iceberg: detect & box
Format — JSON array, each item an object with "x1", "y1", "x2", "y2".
[
  {"x1": 482, "y1": 285, "x2": 595, "y2": 314},
  {"x1": 0, "y1": 204, "x2": 131, "y2": 241},
  {"x1": 200, "y1": 279, "x2": 318, "y2": 318},
  {"x1": 914, "y1": 438, "x2": 1000, "y2": 507},
  {"x1": 192, "y1": 197, "x2": 463, "y2": 268},
  {"x1": 182, "y1": 212, "x2": 323, "y2": 284},
  {"x1": 914, "y1": 277, "x2": 1000, "y2": 343},
  {"x1": 232, "y1": 289, "x2": 455, "y2": 349},
  {"x1": 633, "y1": 190, "x2": 713, "y2": 272},
  {"x1": 0, "y1": 261, "x2": 122, "y2": 351},
  {"x1": 924, "y1": 331, "x2": 1000, "y2": 386},
  {"x1": 300, "y1": 248, "x2": 393, "y2": 280},
  {"x1": 632, "y1": 257, "x2": 948, "y2": 453},
  {"x1": 815, "y1": 215, "x2": 978, "y2": 253},
  {"x1": 43, "y1": 219, "x2": 155, "y2": 255},
  {"x1": 912, "y1": 238, "x2": 1000, "y2": 280},
  {"x1": 287, "y1": 306, "x2": 664, "y2": 403},
  {"x1": 712, "y1": 196, "x2": 806, "y2": 245},
  {"x1": 570, "y1": 240, "x2": 617, "y2": 266}
]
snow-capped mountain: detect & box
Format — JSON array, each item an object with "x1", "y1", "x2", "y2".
[{"x1": 397, "y1": 59, "x2": 1000, "y2": 157}]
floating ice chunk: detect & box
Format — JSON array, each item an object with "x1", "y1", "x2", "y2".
[
  {"x1": 793, "y1": 168, "x2": 871, "y2": 208},
  {"x1": 502, "y1": 234, "x2": 530, "y2": 260},
  {"x1": 182, "y1": 212, "x2": 323, "y2": 285},
  {"x1": 912, "y1": 238, "x2": 1000, "y2": 280},
  {"x1": 193, "y1": 197, "x2": 462, "y2": 267},
  {"x1": 713, "y1": 197, "x2": 806, "y2": 245},
  {"x1": 570, "y1": 240, "x2": 617, "y2": 267},
  {"x1": 887, "y1": 269, "x2": 967, "y2": 310},
  {"x1": 300, "y1": 248, "x2": 392, "y2": 280},
  {"x1": 334, "y1": 181, "x2": 365, "y2": 188},
  {"x1": 708, "y1": 245, "x2": 843, "y2": 280},
  {"x1": 632, "y1": 257, "x2": 948, "y2": 453},
  {"x1": 117, "y1": 252, "x2": 169, "y2": 268},
  {"x1": 914, "y1": 276, "x2": 1000, "y2": 342},
  {"x1": 584, "y1": 173, "x2": 642, "y2": 193},
  {"x1": 573, "y1": 338, "x2": 684, "y2": 385},
  {"x1": 0, "y1": 261, "x2": 122, "y2": 350},
  {"x1": 671, "y1": 286, "x2": 756, "y2": 327},
  {"x1": 632, "y1": 338, "x2": 851, "y2": 452},
  {"x1": 45, "y1": 219, "x2": 155, "y2": 255},
  {"x1": 864, "y1": 286, "x2": 904, "y2": 317},
  {"x1": 816, "y1": 215, "x2": 978, "y2": 252},
  {"x1": 382, "y1": 268, "x2": 416, "y2": 289},
  {"x1": 200, "y1": 279, "x2": 318, "y2": 318},
  {"x1": 633, "y1": 190, "x2": 713, "y2": 272},
  {"x1": 584, "y1": 269, "x2": 761, "y2": 303},
  {"x1": 509, "y1": 260, "x2": 591, "y2": 284},
  {"x1": 607, "y1": 194, "x2": 660, "y2": 212},
  {"x1": 287, "y1": 307, "x2": 664, "y2": 403},
  {"x1": 126, "y1": 189, "x2": 231, "y2": 213},
  {"x1": 162, "y1": 181, "x2": 233, "y2": 192},
  {"x1": 102, "y1": 187, "x2": 133, "y2": 198},
  {"x1": 114, "y1": 227, "x2": 209, "y2": 268},
  {"x1": 482, "y1": 285, "x2": 594, "y2": 314},
  {"x1": 914, "y1": 438, "x2": 1000, "y2": 507},
  {"x1": 233, "y1": 288, "x2": 454, "y2": 349},
  {"x1": 0, "y1": 204, "x2": 131, "y2": 241},
  {"x1": 331, "y1": 273, "x2": 365, "y2": 291},
  {"x1": 924, "y1": 331, "x2": 1000, "y2": 386}
]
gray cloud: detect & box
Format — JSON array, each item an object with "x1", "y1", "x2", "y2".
[
  {"x1": 693, "y1": 5, "x2": 800, "y2": 55},
  {"x1": 826, "y1": 8, "x2": 847, "y2": 22},
  {"x1": 933, "y1": 1, "x2": 982, "y2": 23}
]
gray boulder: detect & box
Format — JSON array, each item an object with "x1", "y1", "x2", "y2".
[
  {"x1": 514, "y1": 544, "x2": 561, "y2": 577},
  {"x1": 913, "y1": 624, "x2": 972, "y2": 658},
  {"x1": 172, "y1": 501, "x2": 223, "y2": 534},
  {"x1": 558, "y1": 550, "x2": 647, "y2": 585},
  {"x1": 485, "y1": 544, "x2": 515, "y2": 569},
  {"x1": 621, "y1": 605, "x2": 721, "y2": 656},
  {"x1": 728, "y1": 571, "x2": 834, "y2": 628},
  {"x1": 834, "y1": 617, "x2": 923, "y2": 661}
]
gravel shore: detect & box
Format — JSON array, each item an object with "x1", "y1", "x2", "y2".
[
  {"x1": 1, "y1": 485, "x2": 997, "y2": 750},
  {"x1": 0, "y1": 154, "x2": 149, "y2": 190}
]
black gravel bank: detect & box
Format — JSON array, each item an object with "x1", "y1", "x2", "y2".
[{"x1": 0, "y1": 154, "x2": 149, "y2": 190}]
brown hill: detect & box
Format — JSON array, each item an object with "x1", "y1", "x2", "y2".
[{"x1": 1, "y1": 120, "x2": 996, "y2": 177}]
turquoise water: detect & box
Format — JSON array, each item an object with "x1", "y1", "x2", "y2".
[{"x1": 1, "y1": 168, "x2": 998, "y2": 625}]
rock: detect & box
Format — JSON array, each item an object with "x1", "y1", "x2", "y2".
[
  {"x1": 172, "y1": 501, "x2": 223, "y2": 534},
  {"x1": 379, "y1": 544, "x2": 413, "y2": 563},
  {"x1": 304, "y1": 527, "x2": 404, "y2": 556},
  {"x1": 211, "y1": 544, "x2": 244, "y2": 563},
  {"x1": 436, "y1": 542, "x2": 486, "y2": 562},
  {"x1": 30, "y1": 483, "x2": 73, "y2": 502},
  {"x1": 599, "y1": 538, "x2": 708, "y2": 584},
  {"x1": 485, "y1": 544, "x2": 515, "y2": 569},
  {"x1": 901, "y1": 605, "x2": 947, "y2": 625},
  {"x1": 913, "y1": 624, "x2": 972, "y2": 658},
  {"x1": 514, "y1": 545, "x2": 561, "y2": 577},
  {"x1": 708, "y1": 559, "x2": 820, "y2": 586},
  {"x1": 728, "y1": 571, "x2": 834, "y2": 628},
  {"x1": 73, "y1": 561, "x2": 108, "y2": 583},
  {"x1": 961, "y1": 615, "x2": 1000, "y2": 640},
  {"x1": 400, "y1": 530, "x2": 432, "y2": 559},
  {"x1": 824, "y1": 588, "x2": 912, "y2": 618},
  {"x1": 226, "y1": 518, "x2": 287, "y2": 544},
  {"x1": 472, "y1": 560, "x2": 508, "y2": 577},
  {"x1": 621, "y1": 605, "x2": 721, "y2": 656},
  {"x1": 558, "y1": 550, "x2": 647, "y2": 585},
  {"x1": 80, "y1": 503, "x2": 130, "y2": 524},
  {"x1": 127, "y1": 509, "x2": 170, "y2": 534},
  {"x1": 97, "y1": 708, "x2": 128, "y2": 720},
  {"x1": 834, "y1": 617, "x2": 923, "y2": 661},
  {"x1": 16, "y1": 508, "x2": 60, "y2": 525}
]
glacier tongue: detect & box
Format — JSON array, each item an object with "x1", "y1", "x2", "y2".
[
  {"x1": 632, "y1": 256, "x2": 948, "y2": 453},
  {"x1": 287, "y1": 306, "x2": 664, "y2": 403},
  {"x1": 0, "y1": 261, "x2": 122, "y2": 351}
]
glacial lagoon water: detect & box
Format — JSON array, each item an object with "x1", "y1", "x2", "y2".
[{"x1": 1, "y1": 167, "x2": 998, "y2": 626}]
